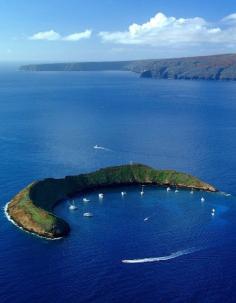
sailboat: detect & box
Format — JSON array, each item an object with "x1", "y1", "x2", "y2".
[
  {"x1": 140, "y1": 185, "x2": 144, "y2": 196},
  {"x1": 69, "y1": 200, "x2": 77, "y2": 210}
]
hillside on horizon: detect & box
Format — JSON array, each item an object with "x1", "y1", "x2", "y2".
[{"x1": 20, "y1": 53, "x2": 236, "y2": 81}]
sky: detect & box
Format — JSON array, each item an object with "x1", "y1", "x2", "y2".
[{"x1": 0, "y1": 0, "x2": 236, "y2": 63}]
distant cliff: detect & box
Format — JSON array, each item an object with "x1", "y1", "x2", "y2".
[
  {"x1": 20, "y1": 61, "x2": 131, "y2": 72},
  {"x1": 20, "y1": 53, "x2": 236, "y2": 81}
]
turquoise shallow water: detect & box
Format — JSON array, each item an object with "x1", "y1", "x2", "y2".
[{"x1": 1, "y1": 70, "x2": 236, "y2": 302}]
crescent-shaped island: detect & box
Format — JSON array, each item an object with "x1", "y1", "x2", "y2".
[{"x1": 5, "y1": 164, "x2": 217, "y2": 239}]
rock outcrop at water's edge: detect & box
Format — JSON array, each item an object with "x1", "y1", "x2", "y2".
[{"x1": 6, "y1": 164, "x2": 217, "y2": 239}]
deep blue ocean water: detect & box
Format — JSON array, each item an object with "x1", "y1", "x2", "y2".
[{"x1": 1, "y1": 69, "x2": 236, "y2": 302}]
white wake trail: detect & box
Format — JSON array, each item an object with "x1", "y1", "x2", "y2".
[{"x1": 122, "y1": 248, "x2": 200, "y2": 264}]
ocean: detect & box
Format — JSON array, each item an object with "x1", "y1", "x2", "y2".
[{"x1": 1, "y1": 69, "x2": 236, "y2": 302}]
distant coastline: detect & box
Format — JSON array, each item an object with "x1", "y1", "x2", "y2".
[
  {"x1": 20, "y1": 53, "x2": 236, "y2": 81},
  {"x1": 6, "y1": 164, "x2": 217, "y2": 240}
]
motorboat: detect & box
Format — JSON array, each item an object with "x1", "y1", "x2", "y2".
[
  {"x1": 83, "y1": 212, "x2": 93, "y2": 217},
  {"x1": 83, "y1": 198, "x2": 90, "y2": 202}
]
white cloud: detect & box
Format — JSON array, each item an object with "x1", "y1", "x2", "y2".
[
  {"x1": 29, "y1": 30, "x2": 61, "y2": 41},
  {"x1": 63, "y1": 30, "x2": 92, "y2": 41},
  {"x1": 99, "y1": 12, "x2": 236, "y2": 47},
  {"x1": 29, "y1": 29, "x2": 92, "y2": 41},
  {"x1": 222, "y1": 13, "x2": 236, "y2": 24}
]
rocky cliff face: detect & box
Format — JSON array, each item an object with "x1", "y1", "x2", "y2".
[
  {"x1": 136, "y1": 54, "x2": 236, "y2": 80},
  {"x1": 20, "y1": 53, "x2": 236, "y2": 81}
]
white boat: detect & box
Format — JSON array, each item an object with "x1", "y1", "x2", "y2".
[
  {"x1": 121, "y1": 191, "x2": 126, "y2": 196},
  {"x1": 140, "y1": 185, "x2": 144, "y2": 196},
  {"x1": 93, "y1": 144, "x2": 105, "y2": 150},
  {"x1": 83, "y1": 198, "x2": 90, "y2": 202},
  {"x1": 212, "y1": 208, "x2": 216, "y2": 213},
  {"x1": 98, "y1": 193, "x2": 104, "y2": 199},
  {"x1": 69, "y1": 200, "x2": 77, "y2": 210},
  {"x1": 201, "y1": 197, "x2": 205, "y2": 202},
  {"x1": 175, "y1": 189, "x2": 179, "y2": 193},
  {"x1": 83, "y1": 212, "x2": 93, "y2": 217},
  {"x1": 144, "y1": 217, "x2": 149, "y2": 222},
  {"x1": 190, "y1": 189, "x2": 194, "y2": 194},
  {"x1": 167, "y1": 187, "x2": 171, "y2": 192}
]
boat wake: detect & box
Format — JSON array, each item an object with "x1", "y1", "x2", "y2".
[{"x1": 122, "y1": 248, "x2": 201, "y2": 264}]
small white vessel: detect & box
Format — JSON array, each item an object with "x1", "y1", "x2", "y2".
[
  {"x1": 144, "y1": 217, "x2": 149, "y2": 222},
  {"x1": 69, "y1": 200, "x2": 77, "y2": 210},
  {"x1": 212, "y1": 208, "x2": 216, "y2": 213},
  {"x1": 98, "y1": 193, "x2": 104, "y2": 199},
  {"x1": 121, "y1": 191, "x2": 126, "y2": 197},
  {"x1": 201, "y1": 197, "x2": 205, "y2": 202},
  {"x1": 83, "y1": 198, "x2": 90, "y2": 202},
  {"x1": 167, "y1": 187, "x2": 171, "y2": 192},
  {"x1": 190, "y1": 189, "x2": 194, "y2": 194},
  {"x1": 140, "y1": 185, "x2": 144, "y2": 196},
  {"x1": 93, "y1": 144, "x2": 106, "y2": 150},
  {"x1": 83, "y1": 212, "x2": 93, "y2": 217},
  {"x1": 175, "y1": 189, "x2": 179, "y2": 193}
]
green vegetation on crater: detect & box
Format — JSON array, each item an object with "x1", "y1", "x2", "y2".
[{"x1": 6, "y1": 164, "x2": 217, "y2": 239}]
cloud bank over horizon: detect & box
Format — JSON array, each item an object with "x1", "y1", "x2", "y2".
[
  {"x1": 25, "y1": 12, "x2": 236, "y2": 60},
  {"x1": 99, "y1": 12, "x2": 236, "y2": 49},
  {"x1": 29, "y1": 29, "x2": 92, "y2": 41}
]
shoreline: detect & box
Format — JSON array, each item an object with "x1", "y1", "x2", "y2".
[{"x1": 4, "y1": 201, "x2": 62, "y2": 241}]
